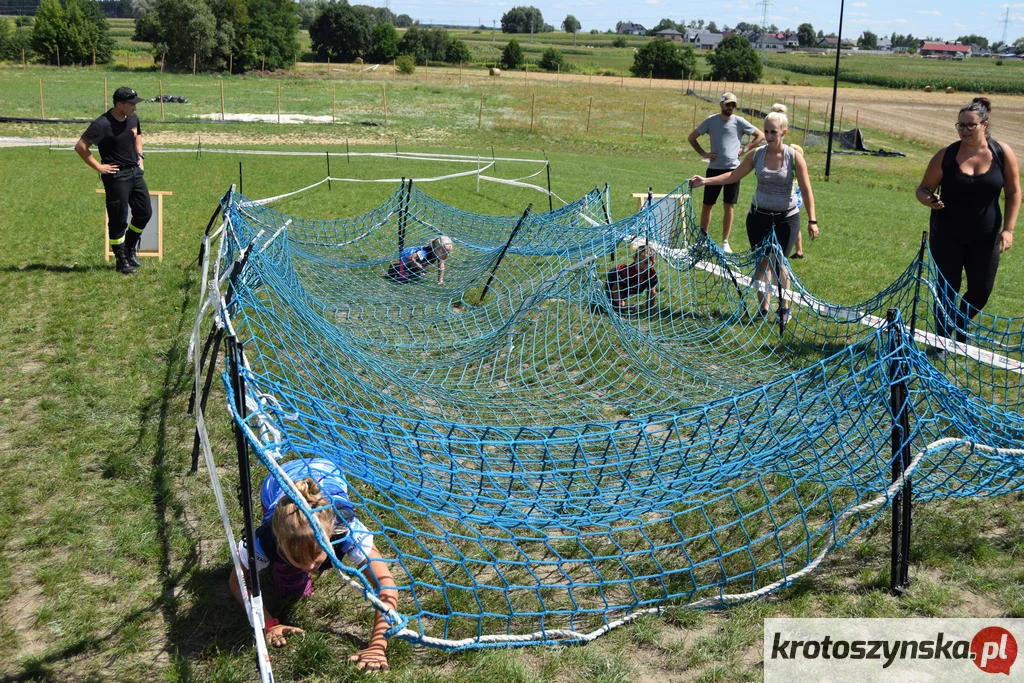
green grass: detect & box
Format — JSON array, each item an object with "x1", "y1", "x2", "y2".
[{"x1": 1, "y1": 62, "x2": 1023, "y2": 681}]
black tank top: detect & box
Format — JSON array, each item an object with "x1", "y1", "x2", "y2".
[{"x1": 931, "y1": 139, "x2": 1004, "y2": 238}]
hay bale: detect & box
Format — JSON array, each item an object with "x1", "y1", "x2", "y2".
[
  {"x1": 945, "y1": 86, "x2": 955, "y2": 94},
  {"x1": 923, "y1": 85, "x2": 933, "y2": 92},
  {"x1": 489, "y1": 67, "x2": 501, "y2": 76}
]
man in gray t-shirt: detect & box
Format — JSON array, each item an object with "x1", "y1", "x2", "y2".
[{"x1": 687, "y1": 92, "x2": 764, "y2": 253}]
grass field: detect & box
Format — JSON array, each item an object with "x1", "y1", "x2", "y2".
[
  {"x1": 1, "y1": 59, "x2": 1023, "y2": 682},
  {"x1": 764, "y1": 51, "x2": 1024, "y2": 94}
]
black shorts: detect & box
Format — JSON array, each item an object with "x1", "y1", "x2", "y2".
[
  {"x1": 702, "y1": 167, "x2": 741, "y2": 206},
  {"x1": 746, "y1": 208, "x2": 800, "y2": 256}
]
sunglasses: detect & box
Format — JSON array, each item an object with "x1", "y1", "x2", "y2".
[{"x1": 954, "y1": 122, "x2": 981, "y2": 131}]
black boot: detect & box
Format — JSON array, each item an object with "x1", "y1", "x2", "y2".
[
  {"x1": 123, "y1": 229, "x2": 143, "y2": 268},
  {"x1": 112, "y1": 243, "x2": 136, "y2": 275}
]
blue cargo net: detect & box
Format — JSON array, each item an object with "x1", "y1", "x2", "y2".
[{"x1": 191, "y1": 180, "x2": 1024, "y2": 656}]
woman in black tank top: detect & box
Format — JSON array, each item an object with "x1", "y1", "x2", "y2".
[{"x1": 916, "y1": 97, "x2": 1021, "y2": 343}]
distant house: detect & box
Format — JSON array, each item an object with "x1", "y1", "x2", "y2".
[
  {"x1": 615, "y1": 21, "x2": 646, "y2": 36},
  {"x1": 822, "y1": 35, "x2": 857, "y2": 49},
  {"x1": 755, "y1": 32, "x2": 792, "y2": 50},
  {"x1": 920, "y1": 42, "x2": 971, "y2": 59},
  {"x1": 688, "y1": 30, "x2": 724, "y2": 50},
  {"x1": 654, "y1": 29, "x2": 684, "y2": 42},
  {"x1": 876, "y1": 36, "x2": 892, "y2": 51}
]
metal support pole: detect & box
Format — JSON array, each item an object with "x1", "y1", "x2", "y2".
[
  {"x1": 545, "y1": 156, "x2": 553, "y2": 212},
  {"x1": 189, "y1": 325, "x2": 225, "y2": 473},
  {"x1": 326, "y1": 152, "x2": 331, "y2": 191},
  {"x1": 228, "y1": 336, "x2": 262, "y2": 604},
  {"x1": 397, "y1": 178, "x2": 410, "y2": 254},
  {"x1": 909, "y1": 232, "x2": 928, "y2": 336},
  {"x1": 481, "y1": 204, "x2": 532, "y2": 302},
  {"x1": 887, "y1": 309, "x2": 913, "y2": 594}
]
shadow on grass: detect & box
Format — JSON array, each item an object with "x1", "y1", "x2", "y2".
[
  {"x1": 134, "y1": 265, "x2": 261, "y2": 664},
  {"x1": 0, "y1": 263, "x2": 113, "y2": 273}
]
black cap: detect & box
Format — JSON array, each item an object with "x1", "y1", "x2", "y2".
[{"x1": 113, "y1": 87, "x2": 142, "y2": 104}]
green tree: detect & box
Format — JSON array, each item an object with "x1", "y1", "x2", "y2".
[
  {"x1": 366, "y1": 22, "x2": 398, "y2": 63},
  {"x1": 856, "y1": 30, "x2": 877, "y2": 50},
  {"x1": 0, "y1": 17, "x2": 10, "y2": 57},
  {"x1": 208, "y1": 0, "x2": 248, "y2": 72},
  {"x1": 294, "y1": 0, "x2": 324, "y2": 29},
  {"x1": 649, "y1": 18, "x2": 681, "y2": 35},
  {"x1": 500, "y1": 6, "x2": 542, "y2": 34},
  {"x1": 500, "y1": 38, "x2": 523, "y2": 68},
  {"x1": 538, "y1": 46, "x2": 564, "y2": 71},
  {"x1": 397, "y1": 25, "x2": 450, "y2": 64},
  {"x1": 955, "y1": 34, "x2": 989, "y2": 48},
  {"x1": 706, "y1": 34, "x2": 761, "y2": 82},
  {"x1": 629, "y1": 38, "x2": 696, "y2": 79},
  {"x1": 152, "y1": 0, "x2": 216, "y2": 69},
  {"x1": 238, "y1": 0, "x2": 298, "y2": 70},
  {"x1": 561, "y1": 13, "x2": 579, "y2": 43},
  {"x1": 309, "y1": 2, "x2": 371, "y2": 61},
  {"x1": 395, "y1": 53, "x2": 414, "y2": 73},
  {"x1": 445, "y1": 38, "x2": 471, "y2": 64},
  {"x1": 797, "y1": 22, "x2": 815, "y2": 47},
  {"x1": 32, "y1": 0, "x2": 114, "y2": 65}
]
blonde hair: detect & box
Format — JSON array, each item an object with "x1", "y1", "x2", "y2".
[
  {"x1": 430, "y1": 235, "x2": 454, "y2": 255},
  {"x1": 765, "y1": 103, "x2": 788, "y2": 130},
  {"x1": 271, "y1": 477, "x2": 335, "y2": 568}
]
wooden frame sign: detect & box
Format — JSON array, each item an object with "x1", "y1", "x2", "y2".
[{"x1": 99, "y1": 189, "x2": 171, "y2": 262}]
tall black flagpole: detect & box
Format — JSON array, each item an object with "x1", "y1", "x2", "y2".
[{"x1": 825, "y1": 0, "x2": 845, "y2": 179}]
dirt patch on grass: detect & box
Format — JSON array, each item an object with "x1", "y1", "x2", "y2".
[{"x1": 2, "y1": 565, "x2": 49, "y2": 663}]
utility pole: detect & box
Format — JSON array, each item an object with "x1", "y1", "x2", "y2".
[
  {"x1": 1001, "y1": 8, "x2": 1010, "y2": 46},
  {"x1": 759, "y1": 0, "x2": 772, "y2": 30}
]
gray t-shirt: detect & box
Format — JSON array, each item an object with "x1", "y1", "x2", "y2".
[{"x1": 695, "y1": 114, "x2": 758, "y2": 170}]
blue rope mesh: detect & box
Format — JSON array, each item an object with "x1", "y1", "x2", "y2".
[{"x1": 205, "y1": 181, "x2": 1024, "y2": 649}]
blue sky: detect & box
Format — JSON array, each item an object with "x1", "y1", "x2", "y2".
[{"x1": 367, "y1": 1, "x2": 1024, "y2": 44}]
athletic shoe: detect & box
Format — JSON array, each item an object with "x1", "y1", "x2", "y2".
[{"x1": 722, "y1": 240, "x2": 733, "y2": 254}]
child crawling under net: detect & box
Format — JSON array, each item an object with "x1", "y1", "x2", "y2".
[
  {"x1": 605, "y1": 245, "x2": 658, "y2": 311},
  {"x1": 228, "y1": 458, "x2": 399, "y2": 672},
  {"x1": 385, "y1": 235, "x2": 453, "y2": 284}
]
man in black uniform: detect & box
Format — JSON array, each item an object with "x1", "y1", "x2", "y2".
[{"x1": 75, "y1": 86, "x2": 151, "y2": 274}]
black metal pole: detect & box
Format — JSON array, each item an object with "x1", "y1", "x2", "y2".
[
  {"x1": 646, "y1": 186, "x2": 653, "y2": 207},
  {"x1": 887, "y1": 309, "x2": 912, "y2": 594},
  {"x1": 326, "y1": 151, "x2": 331, "y2": 191},
  {"x1": 228, "y1": 336, "x2": 263, "y2": 603},
  {"x1": 397, "y1": 178, "x2": 410, "y2": 254},
  {"x1": 824, "y1": 0, "x2": 845, "y2": 179},
  {"x1": 909, "y1": 231, "x2": 928, "y2": 336},
  {"x1": 545, "y1": 156, "x2": 553, "y2": 212},
  {"x1": 480, "y1": 203, "x2": 532, "y2": 301},
  {"x1": 190, "y1": 326, "x2": 225, "y2": 473},
  {"x1": 238, "y1": 161, "x2": 243, "y2": 196}
]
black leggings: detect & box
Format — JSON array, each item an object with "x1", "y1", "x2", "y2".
[{"x1": 929, "y1": 227, "x2": 1001, "y2": 340}]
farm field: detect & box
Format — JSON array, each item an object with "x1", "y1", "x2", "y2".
[{"x1": 1, "y1": 56, "x2": 1023, "y2": 682}]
